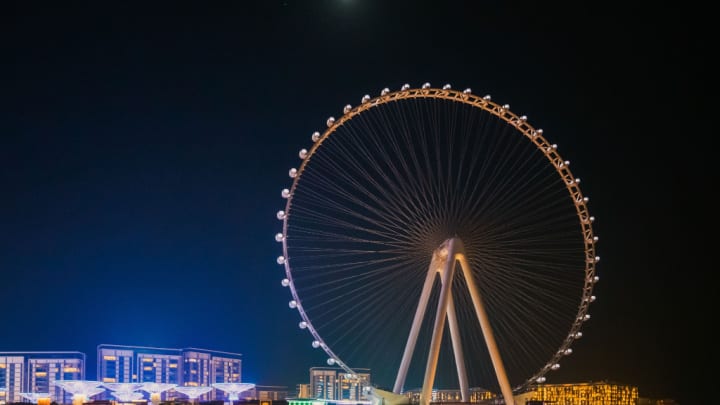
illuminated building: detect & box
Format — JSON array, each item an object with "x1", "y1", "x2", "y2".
[
  {"x1": 0, "y1": 352, "x2": 85, "y2": 405},
  {"x1": 401, "y1": 387, "x2": 495, "y2": 403},
  {"x1": 309, "y1": 367, "x2": 370, "y2": 401},
  {"x1": 96, "y1": 345, "x2": 241, "y2": 401},
  {"x1": 524, "y1": 381, "x2": 638, "y2": 404},
  {"x1": 251, "y1": 385, "x2": 289, "y2": 401},
  {"x1": 296, "y1": 384, "x2": 311, "y2": 399}
]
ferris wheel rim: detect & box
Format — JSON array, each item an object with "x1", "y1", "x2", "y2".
[{"x1": 276, "y1": 84, "x2": 599, "y2": 392}]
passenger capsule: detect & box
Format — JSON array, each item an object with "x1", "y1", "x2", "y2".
[
  {"x1": 595, "y1": 256, "x2": 601, "y2": 262},
  {"x1": 421, "y1": 82, "x2": 431, "y2": 89},
  {"x1": 590, "y1": 216, "x2": 595, "y2": 222},
  {"x1": 277, "y1": 255, "x2": 286, "y2": 264},
  {"x1": 343, "y1": 104, "x2": 352, "y2": 114},
  {"x1": 483, "y1": 95, "x2": 491, "y2": 100},
  {"x1": 311, "y1": 131, "x2": 320, "y2": 142},
  {"x1": 276, "y1": 210, "x2": 286, "y2": 220},
  {"x1": 552, "y1": 144, "x2": 558, "y2": 149},
  {"x1": 380, "y1": 88, "x2": 390, "y2": 96},
  {"x1": 593, "y1": 236, "x2": 599, "y2": 242},
  {"x1": 590, "y1": 295, "x2": 596, "y2": 302},
  {"x1": 288, "y1": 300, "x2": 297, "y2": 308},
  {"x1": 583, "y1": 197, "x2": 590, "y2": 203},
  {"x1": 564, "y1": 160, "x2": 571, "y2": 166},
  {"x1": 583, "y1": 314, "x2": 591, "y2": 321},
  {"x1": 281, "y1": 189, "x2": 290, "y2": 198},
  {"x1": 289, "y1": 168, "x2": 297, "y2": 178},
  {"x1": 574, "y1": 332, "x2": 583, "y2": 339},
  {"x1": 281, "y1": 278, "x2": 290, "y2": 287},
  {"x1": 442, "y1": 84, "x2": 451, "y2": 89},
  {"x1": 326, "y1": 117, "x2": 335, "y2": 127},
  {"x1": 463, "y1": 88, "x2": 472, "y2": 94},
  {"x1": 502, "y1": 104, "x2": 510, "y2": 110},
  {"x1": 536, "y1": 377, "x2": 546, "y2": 383},
  {"x1": 275, "y1": 233, "x2": 284, "y2": 242},
  {"x1": 593, "y1": 275, "x2": 600, "y2": 283},
  {"x1": 537, "y1": 129, "x2": 544, "y2": 134},
  {"x1": 361, "y1": 94, "x2": 371, "y2": 103},
  {"x1": 564, "y1": 348, "x2": 573, "y2": 355},
  {"x1": 575, "y1": 178, "x2": 581, "y2": 184},
  {"x1": 327, "y1": 358, "x2": 336, "y2": 366},
  {"x1": 520, "y1": 115, "x2": 527, "y2": 121},
  {"x1": 299, "y1": 321, "x2": 308, "y2": 329},
  {"x1": 299, "y1": 149, "x2": 308, "y2": 159},
  {"x1": 312, "y1": 340, "x2": 321, "y2": 348},
  {"x1": 401, "y1": 84, "x2": 410, "y2": 90},
  {"x1": 550, "y1": 364, "x2": 560, "y2": 370}
]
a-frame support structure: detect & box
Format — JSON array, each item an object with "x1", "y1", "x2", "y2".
[{"x1": 392, "y1": 238, "x2": 515, "y2": 405}]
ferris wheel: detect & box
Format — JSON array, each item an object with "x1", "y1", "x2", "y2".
[{"x1": 274, "y1": 83, "x2": 599, "y2": 405}]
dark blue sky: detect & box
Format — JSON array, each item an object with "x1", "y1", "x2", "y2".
[{"x1": 1, "y1": 2, "x2": 711, "y2": 404}]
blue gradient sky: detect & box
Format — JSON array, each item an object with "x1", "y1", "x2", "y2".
[{"x1": 1, "y1": 2, "x2": 710, "y2": 403}]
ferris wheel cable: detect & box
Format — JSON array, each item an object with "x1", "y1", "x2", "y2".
[
  {"x1": 342, "y1": 112, "x2": 436, "y2": 223},
  {"x1": 294, "y1": 258, "x2": 427, "y2": 300},
  {"x1": 296, "y1": 161, "x2": 437, "y2": 239}
]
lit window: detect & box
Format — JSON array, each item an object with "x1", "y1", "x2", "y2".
[{"x1": 103, "y1": 356, "x2": 117, "y2": 361}]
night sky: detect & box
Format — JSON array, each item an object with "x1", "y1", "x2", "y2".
[{"x1": 2, "y1": 2, "x2": 711, "y2": 404}]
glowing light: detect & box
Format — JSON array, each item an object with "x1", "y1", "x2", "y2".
[
  {"x1": 212, "y1": 383, "x2": 255, "y2": 401},
  {"x1": 326, "y1": 117, "x2": 335, "y2": 127},
  {"x1": 173, "y1": 386, "x2": 213, "y2": 400},
  {"x1": 311, "y1": 131, "x2": 320, "y2": 142},
  {"x1": 343, "y1": 104, "x2": 352, "y2": 114}
]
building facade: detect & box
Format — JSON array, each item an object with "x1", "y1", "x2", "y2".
[
  {"x1": 0, "y1": 352, "x2": 85, "y2": 405},
  {"x1": 309, "y1": 367, "x2": 370, "y2": 401},
  {"x1": 521, "y1": 381, "x2": 639, "y2": 405},
  {"x1": 96, "y1": 345, "x2": 242, "y2": 401}
]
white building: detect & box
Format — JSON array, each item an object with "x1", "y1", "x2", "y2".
[
  {"x1": 309, "y1": 367, "x2": 370, "y2": 401},
  {"x1": 0, "y1": 351, "x2": 85, "y2": 405},
  {"x1": 97, "y1": 344, "x2": 242, "y2": 401}
]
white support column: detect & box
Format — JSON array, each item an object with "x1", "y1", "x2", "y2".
[
  {"x1": 446, "y1": 291, "x2": 469, "y2": 402},
  {"x1": 394, "y1": 265, "x2": 438, "y2": 394},
  {"x1": 457, "y1": 253, "x2": 515, "y2": 405},
  {"x1": 420, "y1": 239, "x2": 458, "y2": 405}
]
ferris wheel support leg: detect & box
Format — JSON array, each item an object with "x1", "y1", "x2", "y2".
[
  {"x1": 446, "y1": 291, "x2": 470, "y2": 402},
  {"x1": 394, "y1": 262, "x2": 438, "y2": 394},
  {"x1": 420, "y1": 238, "x2": 460, "y2": 405},
  {"x1": 457, "y1": 253, "x2": 515, "y2": 405}
]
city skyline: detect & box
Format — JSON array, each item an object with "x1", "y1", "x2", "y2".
[{"x1": 2, "y1": 2, "x2": 711, "y2": 404}]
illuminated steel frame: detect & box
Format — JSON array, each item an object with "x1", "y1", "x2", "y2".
[{"x1": 277, "y1": 85, "x2": 599, "y2": 405}]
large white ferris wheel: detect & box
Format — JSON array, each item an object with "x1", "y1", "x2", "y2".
[{"x1": 274, "y1": 83, "x2": 599, "y2": 405}]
